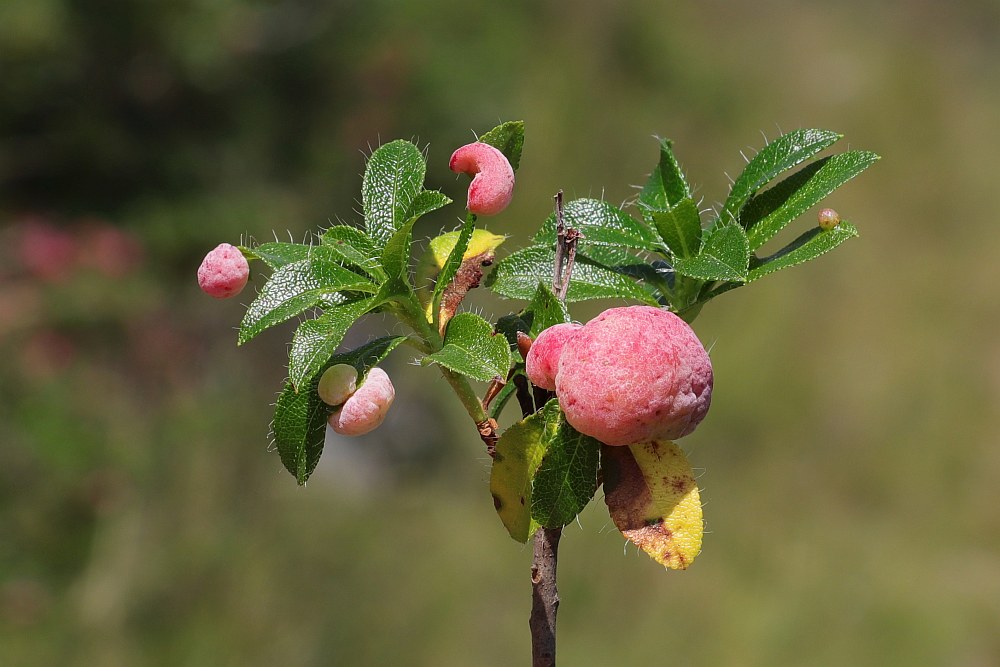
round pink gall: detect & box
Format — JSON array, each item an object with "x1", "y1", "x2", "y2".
[
  {"x1": 328, "y1": 367, "x2": 395, "y2": 436},
  {"x1": 448, "y1": 142, "x2": 515, "y2": 216},
  {"x1": 525, "y1": 322, "x2": 582, "y2": 391},
  {"x1": 198, "y1": 243, "x2": 249, "y2": 299},
  {"x1": 554, "y1": 306, "x2": 713, "y2": 446}
]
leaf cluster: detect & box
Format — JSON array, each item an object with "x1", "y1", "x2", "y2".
[{"x1": 487, "y1": 129, "x2": 879, "y2": 320}]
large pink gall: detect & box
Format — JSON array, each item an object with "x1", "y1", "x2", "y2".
[{"x1": 554, "y1": 306, "x2": 713, "y2": 446}]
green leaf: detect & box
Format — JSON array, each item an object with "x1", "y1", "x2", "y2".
[
  {"x1": 744, "y1": 151, "x2": 880, "y2": 251},
  {"x1": 424, "y1": 312, "x2": 512, "y2": 382},
  {"x1": 332, "y1": 335, "x2": 408, "y2": 378},
  {"x1": 363, "y1": 140, "x2": 427, "y2": 246},
  {"x1": 287, "y1": 297, "x2": 379, "y2": 390},
  {"x1": 487, "y1": 245, "x2": 659, "y2": 305},
  {"x1": 248, "y1": 242, "x2": 313, "y2": 269},
  {"x1": 478, "y1": 120, "x2": 525, "y2": 172},
  {"x1": 320, "y1": 225, "x2": 386, "y2": 281},
  {"x1": 534, "y1": 198, "x2": 660, "y2": 252},
  {"x1": 602, "y1": 440, "x2": 703, "y2": 570},
  {"x1": 405, "y1": 189, "x2": 451, "y2": 223},
  {"x1": 639, "y1": 138, "x2": 691, "y2": 210},
  {"x1": 272, "y1": 378, "x2": 330, "y2": 485},
  {"x1": 672, "y1": 224, "x2": 751, "y2": 282},
  {"x1": 526, "y1": 282, "x2": 571, "y2": 337},
  {"x1": 748, "y1": 221, "x2": 859, "y2": 282},
  {"x1": 376, "y1": 216, "x2": 421, "y2": 300},
  {"x1": 239, "y1": 259, "x2": 376, "y2": 345},
  {"x1": 490, "y1": 409, "x2": 547, "y2": 542},
  {"x1": 721, "y1": 129, "x2": 842, "y2": 225},
  {"x1": 645, "y1": 198, "x2": 703, "y2": 259},
  {"x1": 430, "y1": 214, "x2": 475, "y2": 327},
  {"x1": 530, "y1": 403, "x2": 601, "y2": 529}
]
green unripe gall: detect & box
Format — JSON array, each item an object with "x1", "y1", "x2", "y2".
[{"x1": 317, "y1": 364, "x2": 358, "y2": 406}]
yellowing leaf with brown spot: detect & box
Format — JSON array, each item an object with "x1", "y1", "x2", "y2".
[{"x1": 602, "y1": 440, "x2": 703, "y2": 570}]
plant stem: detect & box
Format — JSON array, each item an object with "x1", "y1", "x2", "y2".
[
  {"x1": 530, "y1": 527, "x2": 562, "y2": 667},
  {"x1": 392, "y1": 294, "x2": 497, "y2": 449},
  {"x1": 525, "y1": 194, "x2": 580, "y2": 666}
]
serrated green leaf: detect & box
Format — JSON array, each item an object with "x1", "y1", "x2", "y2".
[
  {"x1": 320, "y1": 225, "x2": 386, "y2": 281},
  {"x1": 490, "y1": 409, "x2": 547, "y2": 542},
  {"x1": 526, "y1": 282, "x2": 571, "y2": 336},
  {"x1": 534, "y1": 198, "x2": 660, "y2": 252},
  {"x1": 376, "y1": 216, "x2": 421, "y2": 301},
  {"x1": 721, "y1": 129, "x2": 842, "y2": 225},
  {"x1": 530, "y1": 403, "x2": 601, "y2": 529},
  {"x1": 331, "y1": 335, "x2": 408, "y2": 378},
  {"x1": 248, "y1": 242, "x2": 313, "y2": 269},
  {"x1": 744, "y1": 151, "x2": 880, "y2": 251},
  {"x1": 272, "y1": 378, "x2": 330, "y2": 485},
  {"x1": 430, "y1": 214, "x2": 475, "y2": 327},
  {"x1": 405, "y1": 189, "x2": 451, "y2": 223},
  {"x1": 639, "y1": 138, "x2": 691, "y2": 209},
  {"x1": 478, "y1": 120, "x2": 525, "y2": 172},
  {"x1": 239, "y1": 259, "x2": 376, "y2": 345},
  {"x1": 748, "y1": 221, "x2": 859, "y2": 282},
  {"x1": 487, "y1": 246, "x2": 659, "y2": 305},
  {"x1": 602, "y1": 440, "x2": 703, "y2": 570},
  {"x1": 645, "y1": 198, "x2": 703, "y2": 259},
  {"x1": 288, "y1": 298, "x2": 379, "y2": 390},
  {"x1": 424, "y1": 312, "x2": 512, "y2": 382},
  {"x1": 672, "y1": 224, "x2": 750, "y2": 282},
  {"x1": 363, "y1": 140, "x2": 427, "y2": 246}
]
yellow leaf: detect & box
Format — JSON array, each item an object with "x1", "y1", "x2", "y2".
[
  {"x1": 602, "y1": 440, "x2": 703, "y2": 570},
  {"x1": 489, "y1": 410, "x2": 548, "y2": 543}
]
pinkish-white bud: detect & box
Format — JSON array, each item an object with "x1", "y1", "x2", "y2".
[
  {"x1": 317, "y1": 363, "x2": 359, "y2": 406},
  {"x1": 525, "y1": 322, "x2": 582, "y2": 391},
  {"x1": 448, "y1": 142, "x2": 515, "y2": 216},
  {"x1": 198, "y1": 243, "x2": 249, "y2": 299},
  {"x1": 328, "y1": 367, "x2": 395, "y2": 436}
]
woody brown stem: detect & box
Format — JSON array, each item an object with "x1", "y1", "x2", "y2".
[{"x1": 527, "y1": 195, "x2": 581, "y2": 666}]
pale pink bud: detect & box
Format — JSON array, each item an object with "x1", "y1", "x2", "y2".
[
  {"x1": 197, "y1": 243, "x2": 249, "y2": 299},
  {"x1": 555, "y1": 306, "x2": 713, "y2": 445},
  {"x1": 525, "y1": 322, "x2": 582, "y2": 391},
  {"x1": 448, "y1": 142, "x2": 515, "y2": 216},
  {"x1": 328, "y1": 367, "x2": 395, "y2": 436}
]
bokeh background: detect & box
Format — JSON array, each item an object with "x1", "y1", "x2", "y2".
[{"x1": 2, "y1": 1, "x2": 998, "y2": 665}]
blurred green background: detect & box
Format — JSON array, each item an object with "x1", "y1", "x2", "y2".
[{"x1": 2, "y1": 1, "x2": 998, "y2": 665}]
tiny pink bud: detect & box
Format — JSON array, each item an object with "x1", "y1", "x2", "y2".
[
  {"x1": 525, "y1": 322, "x2": 582, "y2": 391},
  {"x1": 328, "y1": 367, "x2": 395, "y2": 436},
  {"x1": 449, "y1": 142, "x2": 515, "y2": 216},
  {"x1": 817, "y1": 207, "x2": 840, "y2": 231},
  {"x1": 197, "y1": 243, "x2": 249, "y2": 299}
]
